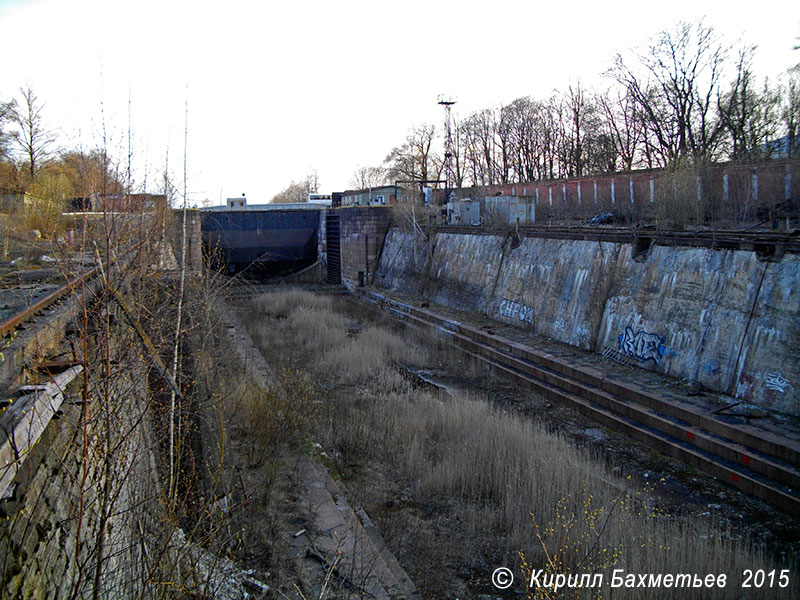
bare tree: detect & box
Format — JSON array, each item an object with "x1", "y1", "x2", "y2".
[
  {"x1": 12, "y1": 86, "x2": 57, "y2": 182},
  {"x1": 349, "y1": 165, "x2": 388, "y2": 189},
  {"x1": 384, "y1": 124, "x2": 441, "y2": 183},
  {"x1": 564, "y1": 82, "x2": 598, "y2": 177},
  {"x1": 718, "y1": 46, "x2": 781, "y2": 160},
  {"x1": 460, "y1": 112, "x2": 488, "y2": 186},
  {"x1": 459, "y1": 109, "x2": 501, "y2": 186},
  {"x1": 597, "y1": 87, "x2": 644, "y2": 171},
  {"x1": 448, "y1": 112, "x2": 467, "y2": 187},
  {"x1": 782, "y1": 66, "x2": 800, "y2": 157},
  {"x1": 271, "y1": 172, "x2": 319, "y2": 203},
  {"x1": 610, "y1": 20, "x2": 727, "y2": 166},
  {"x1": 498, "y1": 97, "x2": 538, "y2": 183},
  {"x1": 0, "y1": 97, "x2": 19, "y2": 190},
  {"x1": 0, "y1": 97, "x2": 16, "y2": 162}
]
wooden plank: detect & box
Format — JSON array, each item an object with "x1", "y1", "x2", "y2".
[{"x1": 0, "y1": 365, "x2": 83, "y2": 499}]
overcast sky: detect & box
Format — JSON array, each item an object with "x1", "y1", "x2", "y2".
[{"x1": 1, "y1": 0, "x2": 798, "y2": 205}]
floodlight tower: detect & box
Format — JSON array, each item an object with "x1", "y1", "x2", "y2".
[{"x1": 438, "y1": 95, "x2": 456, "y2": 205}]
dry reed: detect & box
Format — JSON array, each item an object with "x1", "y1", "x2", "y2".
[{"x1": 241, "y1": 288, "x2": 797, "y2": 599}]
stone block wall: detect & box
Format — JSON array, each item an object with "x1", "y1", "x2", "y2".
[
  {"x1": 1, "y1": 336, "x2": 157, "y2": 598},
  {"x1": 336, "y1": 207, "x2": 391, "y2": 289}
]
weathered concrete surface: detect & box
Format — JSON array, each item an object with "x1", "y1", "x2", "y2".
[
  {"x1": 297, "y1": 456, "x2": 419, "y2": 599},
  {"x1": 427, "y1": 232, "x2": 508, "y2": 313},
  {"x1": 373, "y1": 229, "x2": 430, "y2": 297},
  {"x1": 375, "y1": 229, "x2": 800, "y2": 415},
  {"x1": 0, "y1": 366, "x2": 83, "y2": 499},
  {"x1": 491, "y1": 237, "x2": 619, "y2": 348},
  {"x1": 597, "y1": 247, "x2": 800, "y2": 411}
]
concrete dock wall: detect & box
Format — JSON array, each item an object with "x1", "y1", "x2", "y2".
[{"x1": 375, "y1": 229, "x2": 800, "y2": 415}]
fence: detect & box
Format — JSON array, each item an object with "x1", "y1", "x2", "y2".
[{"x1": 447, "y1": 160, "x2": 800, "y2": 228}]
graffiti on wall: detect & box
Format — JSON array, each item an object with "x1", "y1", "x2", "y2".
[
  {"x1": 618, "y1": 327, "x2": 666, "y2": 364},
  {"x1": 764, "y1": 372, "x2": 790, "y2": 393},
  {"x1": 498, "y1": 299, "x2": 534, "y2": 324}
]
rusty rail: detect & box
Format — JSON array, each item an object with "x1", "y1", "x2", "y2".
[{"x1": 0, "y1": 266, "x2": 101, "y2": 338}]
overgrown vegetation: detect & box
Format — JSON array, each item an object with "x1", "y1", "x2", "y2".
[
  {"x1": 375, "y1": 22, "x2": 800, "y2": 191},
  {"x1": 0, "y1": 114, "x2": 272, "y2": 596},
  {"x1": 242, "y1": 287, "x2": 798, "y2": 599}
]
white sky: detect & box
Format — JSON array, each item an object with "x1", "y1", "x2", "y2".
[{"x1": 1, "y1": 0, "x2": 798, "y2": 205}]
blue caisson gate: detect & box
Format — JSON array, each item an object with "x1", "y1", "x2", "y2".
[{"x1": 201, "y1": 208, "x2": 320, "y2": 274}]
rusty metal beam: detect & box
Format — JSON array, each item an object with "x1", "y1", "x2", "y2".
[{"x1": 0, "y1": 267, "x2": 101, "y2": 338}]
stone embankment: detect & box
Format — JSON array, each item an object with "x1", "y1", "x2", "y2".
[{"x1": 375, "y1": 228, "x2": 800, "y2": 415}]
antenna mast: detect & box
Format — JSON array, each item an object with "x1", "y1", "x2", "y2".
[{"x1": 438, "y1": 95, "x2": 456, "y2": 205}]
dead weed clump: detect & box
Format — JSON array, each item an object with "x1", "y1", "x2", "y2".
[
  {"x1": 320, "y1": 382, "x2": 794, "y2": 599},
  {"x1": 252, "y1": 288, "x2": 333, "y2": 318},
  {"x1": 315, "y1": 325, "x2": 426, "y2": 384},
  {"x1": 232, "y1": 368, "x2": 319, "y2": 469},
  {"x1": 245, "y1": 288, "x2": 428, "y2": 384}
]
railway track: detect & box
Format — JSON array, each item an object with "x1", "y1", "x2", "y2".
[
  {"x1": 434, "y1": 225, "x2": 800, "y2": 257},
  {"x1": 0, "y1": 266, "x2": 100, "y2": 338},
  {"x1": 360, "y1": 289, "x2": 800, "y2": 515}
]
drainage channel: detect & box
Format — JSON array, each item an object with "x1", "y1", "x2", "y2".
[{"x1": 360, "y1": 290, "x2": 800, "y2": 516}]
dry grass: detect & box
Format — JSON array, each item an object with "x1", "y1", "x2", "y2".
[
  {"x1": 322, "y1": 381, "x2": 791, "y2": 598},
  {"x1": 241, "y1": 287, "x2": 798, "y2": 599},
  {"x1": 233, "y1": 369, "x2": 317, "y2": 451},
  {"x1": 252, "y1": 288, "x2": 334, "y2": 318},
  {"x1": 315, "y1": 325, "x2": 424, "y2": 383},
  {"x1": 247, "y1": 288, "x2": 428, "y2": 383}
]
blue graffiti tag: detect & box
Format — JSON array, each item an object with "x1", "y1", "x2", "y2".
[
  {"x1": 703, "y1": 360, "x2": 720, "y2": 375},
  {"x1": 618, "y1": 327, "x2": 666, "y2": 364},
  {"x1": 498, "y1": 299, "x2": 534, "y2": 324}
]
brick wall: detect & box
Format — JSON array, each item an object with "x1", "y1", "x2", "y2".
[{"x1": 446, "y1": 159, "x2": 800, "y2": 225}]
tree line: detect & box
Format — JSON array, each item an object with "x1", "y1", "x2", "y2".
[
  {"x1": 368, "y1": 21, "x2": 800, "y2": 191},
  {"x1": 0, "y1": 86, "x2": 127, "y2": 204}
]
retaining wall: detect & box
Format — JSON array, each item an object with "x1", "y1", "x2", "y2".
[
  {"x1": 375, "y1": 228, "x2": 800, "y2": 415},
  {"x1": 337, "y1": 207, "x2": 391, "y2": 289},
  {"x1": 0, "y1": 359, "x2": 155, "y2": 598}
]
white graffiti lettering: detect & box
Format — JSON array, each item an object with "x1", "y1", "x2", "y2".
[
  {"x1": 764, "y1": 372, "x2": 790, "y2": 393},
  {"x1": 618, "y1": 327, "x2": 666, "y2": 364},
  {"x1": 498, "y1": 299, "x2": 534, "y2": 324}
]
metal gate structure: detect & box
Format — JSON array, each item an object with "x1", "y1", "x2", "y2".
[{"x1": 326, "y1": 214, "x2": 341, "y2": 284}]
